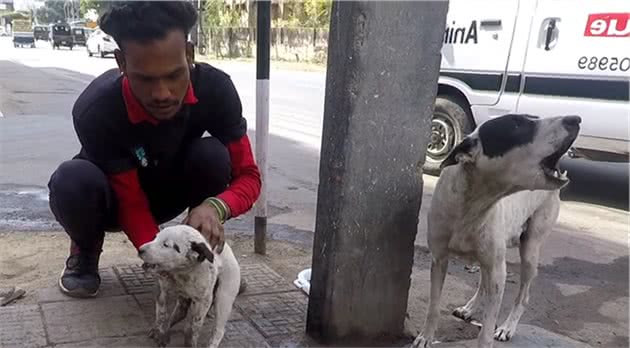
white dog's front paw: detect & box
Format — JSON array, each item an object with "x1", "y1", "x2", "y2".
[
  {"x1": 411, "y1": 334, "x2": 433, "y2": 348},
  {"x1": 494, "y1": 324, "x2": 516, "y2": 341}
]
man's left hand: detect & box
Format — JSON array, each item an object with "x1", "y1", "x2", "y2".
[{"x1": 183, "y1": 204, "x2": 225, "y2": 253}]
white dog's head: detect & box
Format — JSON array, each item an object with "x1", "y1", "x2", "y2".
[
  {"x1": 441, "y1": 114, "x2": 581, "y2": 191},
  {"x1": 138, "y1": 225, "x2": 214, "y2": 273}
]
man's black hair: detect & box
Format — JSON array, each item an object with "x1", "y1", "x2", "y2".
[{"x1": 98, "y1": 1, "x2": 198, "y2": 48}]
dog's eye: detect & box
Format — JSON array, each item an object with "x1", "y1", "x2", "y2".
[
  {"x1": 173, "y1": 244, "x2": 180, "y2": 253},
  {"x1": 163, "y1": 242, "x2": 169, "y2": 248}
]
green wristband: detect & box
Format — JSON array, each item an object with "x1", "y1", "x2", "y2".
[
  {"x1": 215, "y1": 198, "x2": 231, "y2": 220},
  {"x1": 204, "y1": 197, "x2": 226, "y2": 223}
]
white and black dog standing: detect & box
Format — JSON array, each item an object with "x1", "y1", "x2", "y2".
[
  {"x1": 413, "y1": 114, "x2": 581, "y2": 348},
  {"x1": 139, "y1": 225, "x2": 241, "y2": 348}
]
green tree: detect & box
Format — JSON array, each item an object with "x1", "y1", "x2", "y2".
[
  {"x1": 36, "y1": 1, "x2": 64, "y2": 24},
  {"x1": 204, "y1": 0, "x2": 223, "y2": 28},
  {"x1": 79, "y1": 0, "x2": 113, "y2": 18},
  {"x1": 275, "y1": 0, "x2": 331, "y2": 28},
  {"x1": 204, "y1": 0, "x2": 242, "y2": 28},
  {"x1": 302, "y1": 0, "x2": 331, "y2": 28}
]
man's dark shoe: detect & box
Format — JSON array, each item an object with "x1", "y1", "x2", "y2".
[{"x1": 58, "y1": 244, "x2": 101, "y2": 298}]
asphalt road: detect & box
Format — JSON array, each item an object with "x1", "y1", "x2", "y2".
[
  {"x1": 0, "y1": 36, "x2": 628, "y2": 346},
  {"x1": 1, "y1": 36, "x2": 627, "y2": 230}
]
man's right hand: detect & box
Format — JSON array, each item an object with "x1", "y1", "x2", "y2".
[{"x1": 183, "y1": 203, "x2": 225, "y2": 253}]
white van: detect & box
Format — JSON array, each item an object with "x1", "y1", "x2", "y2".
[{"x1": 425, "y1": 0, "x2": 629, "y2": 174}]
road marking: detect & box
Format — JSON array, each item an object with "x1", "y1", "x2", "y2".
[{"x1": 0, "y1": 107, "x2": 4, "y2": 118}]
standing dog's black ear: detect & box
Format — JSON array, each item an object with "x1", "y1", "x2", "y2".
[
  {"x1": 440, "y1": 137, "x2": 478, "y2": 170},
  {"x1": 190, "y1": 242, "x2": 214, "y2": 263}
]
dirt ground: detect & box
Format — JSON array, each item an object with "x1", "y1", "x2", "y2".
[{"x1": 1, "y1": 230, "x2": 627, "y2": 347}]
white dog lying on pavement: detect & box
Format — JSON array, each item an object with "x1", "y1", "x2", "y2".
[
  {"x1": 413, "y1": 114, "x2": 581, "y2": 348},
  {"x1": 139, "y1": 224, "x2": 241, "y2": 348}
]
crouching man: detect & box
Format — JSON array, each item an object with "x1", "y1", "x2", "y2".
[{"x1": 47, "y1": 1, "x2": 261, "y2": 298}]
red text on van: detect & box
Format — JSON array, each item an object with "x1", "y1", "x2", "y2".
[{"x1": 584, "y1": 13, "x2": 630, "y2": 37}]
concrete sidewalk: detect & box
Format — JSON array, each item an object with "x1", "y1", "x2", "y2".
[{"x1": 0, "y1": 259, "x2": 593, "y2": 348}]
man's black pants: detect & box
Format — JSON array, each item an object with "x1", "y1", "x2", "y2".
[{"x1": 48, "y1": 137, "x2": 231, "y2": 253}]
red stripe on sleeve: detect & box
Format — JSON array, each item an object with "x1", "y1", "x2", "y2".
[
  {"x1": 109, "y1": 170, "x2": 160, "y2": 249},
  {"x1": 217, "y1": 135, "x2": 262, "y2": 218}
]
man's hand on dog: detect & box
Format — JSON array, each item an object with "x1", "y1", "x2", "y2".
[{"x1": 183, "y1": 204, "x2": 225, "y2": 253}]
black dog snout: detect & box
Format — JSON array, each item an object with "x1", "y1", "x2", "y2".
[{"x1": 562, "y1": 116, "x2": 582, "y2": 129}]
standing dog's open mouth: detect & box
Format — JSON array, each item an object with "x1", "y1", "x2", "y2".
[{"x1": 540, "y1": 133, "x2": 578, "y2": 183}]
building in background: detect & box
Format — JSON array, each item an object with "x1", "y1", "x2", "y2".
[
  {"x1": 0, "y1": 0, "x2": 15, "y2": 32},
  {"x1": 0, "y1": 0, "x2": 14, "y2": 12},
  {"x1": 12, "y1": 0, "x2": 44, "y2": 11}
]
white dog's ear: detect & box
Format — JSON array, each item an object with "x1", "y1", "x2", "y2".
[
  {"x1": 190, "y1": 242, "x2": 214, "y2": 263},
  {"x1": 440, "y1": 137, "x2": 478, "y2": 169}
]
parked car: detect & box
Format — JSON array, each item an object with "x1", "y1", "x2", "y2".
[
  {"x1": 426, "y1": 0, "x2": 630, "y2": 175},
  {"x1": 86, "y1": 28, "x2": 118, "y2": 58}
]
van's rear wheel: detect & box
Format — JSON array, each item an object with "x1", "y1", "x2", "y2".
[{"x1": 423, "y1": 96, "x2": 474, "y2": 176}]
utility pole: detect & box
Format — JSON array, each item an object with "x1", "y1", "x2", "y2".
[
  {"x1": 306, "y1": 0, "x2": 448, "y2": 345},
  {"x1": 254, "y1": 0, "x2": 270, "y2": 255}
]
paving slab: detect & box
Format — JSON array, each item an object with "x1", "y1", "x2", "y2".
[
  {"x1": 266, "y1": 334, "x2": 320, "y2": 348},
  {"x1": 236, "y1": 291, "x2": 308, "y2": 338},
  {"x1": 240, "y1": 263, "x2": 300, "y2": 295},
  {"x1": 54, "y1": 335, "x2": 154, "y2": 347},
  {"x1": 41, "y1": 295, "x2": 149, "y2": 345},
  {"x1": 0, "y1": 260, "x2": 596, "y2": 348},
  {"x1": 56, "y1": 321, "x2": 270, "y2": 348},
  {"x1": 0, "y1": 304, "x2": 47, "y2": 348},
  {"x1": 191, "y1": 319, "x2": 271, "y2": 348},
  {"x1": 37, "y1": 267, "x2": 125, "y2": 303},
  {"x1": 219, "y1": 320, "x2": 272, "y2": 347},
  {"x1": 115, "y1": 262, "x2": 299, "y2": 297},
  {"x1": 115, "y1": 264, "x2": 156, "y2": 295},
  {"x1": 430, "y1": 324, "x2": 593, "y2": 348},
  {"x1": 134, "y1": 293, "x2": 245, "y2": 323}
]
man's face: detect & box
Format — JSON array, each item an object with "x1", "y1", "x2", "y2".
[{"x1": 115, "y1": 30, "x2": 193, "y2": 121}]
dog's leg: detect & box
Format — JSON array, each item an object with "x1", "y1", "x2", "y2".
[
  {"x1": 207, "y1": 277, "x2": 240, "y2": 348},
  {"x1": 412, "y1": 256, "x2": 449, "y2": 348},
  {"x1": 495, "y1": 212, "x2": 554, "y2": 341},
  {"x1": 494, "y1": 201, "x2": 560, "y2": 341},
  {"x1": 184, "y1": 298, "x2": 213, "y2": 348},
  {"x1": 168, "y1": 297, "x2": 192, "y2": 329},
  {"x1": 477, "y1": 257, "x2": 506, "y2": 348},
  {"x1": 453, "y1": 271, "x2": 485, "y2": 323},
  {"x1": 148, "y1": 278, "x2": 171, "y2": 347},
  {"x1": 494, "y1": 241, "x2": 541, "y2": 341},
  {"x1": 209, "y1": 287, "x2": 238, "y2": 348}
]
